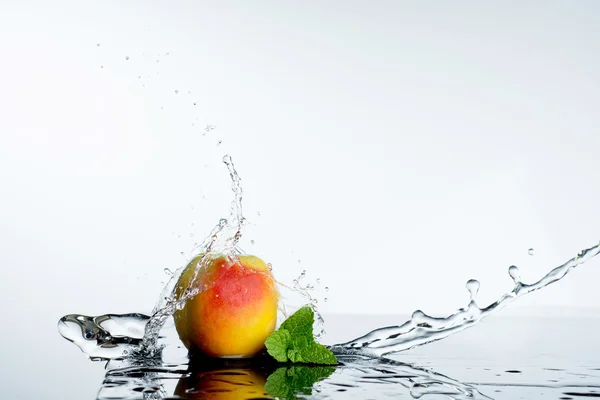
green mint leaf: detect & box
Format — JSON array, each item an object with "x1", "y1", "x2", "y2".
[
  {"x1": 265, "y1": 329, "x2": 291, "y2": 362},
  {"x1": 298, "y1": 342, "x2": 338, "y2": 365},
  {"x1": 264, "y1": 365, "x2": 336, "y2": 400},
  {"x1": 265, "y1": 306, "x2": 338, "y2": 365},
  {"x1": 290, "y1": 334, "x2": 310, "y2": 351},
  {"x1": 287, "y1": 348, "x2": 303, "y2": 363},
  {"x1": 280, "y1": 306, "x2": 314, "y2": 338}
]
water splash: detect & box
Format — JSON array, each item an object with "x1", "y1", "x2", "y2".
[
  {"x1": 58, "y1": 313, "x2": 150, "y2": 360},
  {"x1": 331, "y1": 241, "x2": 600, "y2": 357},
  {"x1": 137, "y1": 155, "x2": 245, "y2": 355},
  {"x1": 58, "y1": 239, "x2": 600, "y2": 370},
  {"x1": 59, "y1": 156, "x2": 246, "y2": 359},
  {"x1": 508, "y1": 265, "x2": 521, "y2": 283},
  {"x1": 59, "y1": 155, "x2": 319, "y2": 362},
  {"x1": 280, "y1": 268, "x2": 328, "y2": 339}
]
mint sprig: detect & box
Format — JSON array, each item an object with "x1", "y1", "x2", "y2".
[{"x1": 264, "y1": 306, "x2": 337, "y2": 365}]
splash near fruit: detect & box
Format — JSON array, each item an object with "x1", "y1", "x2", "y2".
[{"x1": 174, "y1": 254, "x2": 279, "y2": 358}]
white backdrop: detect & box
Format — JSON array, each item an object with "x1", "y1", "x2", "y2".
[{"x1": 1, "y1": 1, "x2": 600, "y2": 345}]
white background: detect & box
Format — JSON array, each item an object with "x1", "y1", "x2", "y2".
[{"x1": 1, "y1": 0, "x2": 600, "y2": 370}]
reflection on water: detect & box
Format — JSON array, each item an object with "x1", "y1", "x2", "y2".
[
  {"x1": 87, "y1": 316, "x2": 600, "y2": 399},
  {"x1": 95, "y1": 351, "x2": 600, "y2": 399},
  {"x1": 98, "y1": 353, "x2": 487, "y2": 400}
]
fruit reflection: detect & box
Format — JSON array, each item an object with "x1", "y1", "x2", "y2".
[{"x1": 174, "y1": 355, "x2": 276, "y2": 399}]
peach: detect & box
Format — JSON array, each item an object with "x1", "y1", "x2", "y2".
[{"x1": 173, "y1": 254, "x2": 278, "y2": 358}]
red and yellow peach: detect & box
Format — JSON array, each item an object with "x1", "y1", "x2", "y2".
[{"x1": 174, "y1": 254, "x2": 278, "y2": 358}]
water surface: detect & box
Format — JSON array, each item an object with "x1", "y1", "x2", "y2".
[{"x1": 89, "y1": 314, "x2": 600, "y2": 399}]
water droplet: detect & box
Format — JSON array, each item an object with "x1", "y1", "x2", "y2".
[
  {"x1": 100, "y1": 65, "x2": 104, "y2": 69},
  {"x1": 311, "y1": 298, "x2": 318, "y2": 305},
  {"x1": 166, "y1": 52, "x2": 170, "y2": 56},
  {"x1": 412, "y1": 310, "x2": 426, "y2": 323},
  {"x1": 187, "y1": 90, "x2": 191, "y2": 94},
  {"x1": 528, "y1": 248, "x2": 535, "y2": 256},
  {"x1": 297, "y1": 259, "x2": 302, "y2": 264},
  {"x1": 164, "y1": 268, "x2": 173, "y2": 275},
  {"x1": 466, "y1": 279, "x2": 480, "y2": 301},
  {"x1": 193, "y1": 102, "x2": 196, "y2": 106},
  {"x1": 316, "y1": 278, "x2": 321, "y2": 284},
  {"x1": 324, "y1": 298, "x2": 328, "y2": 302},
  {"x1": 250, "y1": 239, "x2": 255, "y2": 245},
  {"x1": 174, "y1": 90, "x2": 179, "y2": 94},
  {"x1": 257, "y1": 211, "x2": 261, "y2": 216},
  {"x1": 180, "y1": 251, "x2": 185, "y2": 257},
  {"x1": 293, "y1": 279, "x2": 299, "y2": 285},
  {"x1": 96, "y1": 43, "x2": 100, "y2": 47},
  {"x1": 177, "y1": 234, "x2": 181, "y2": 239},
  {"x1": 325, "y1": 286, "x2": 329, "y2": 292},
  {"x1": 267, "y1": 263, "x2": 272, "y2": 271},
  {"x1": 217, "y1": 140, "x2": 222, "y2": 146},
  {"x1": 300, "y1": 270, "x2": 306, "y2": 278},
  {"x1": 125, "y1": 56, "x2": 129, "y2": 60},
  {"x1": 508, "y1": 265, "x2": 521, "y2": 283}
]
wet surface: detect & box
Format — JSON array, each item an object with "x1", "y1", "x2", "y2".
[{"x1": 14, "y1": 314, "x2": 598, "y2": 399}]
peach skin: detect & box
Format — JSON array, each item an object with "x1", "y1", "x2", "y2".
[{"x1": 173, "y1": 254, "x2": 278, "y2": 358}]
